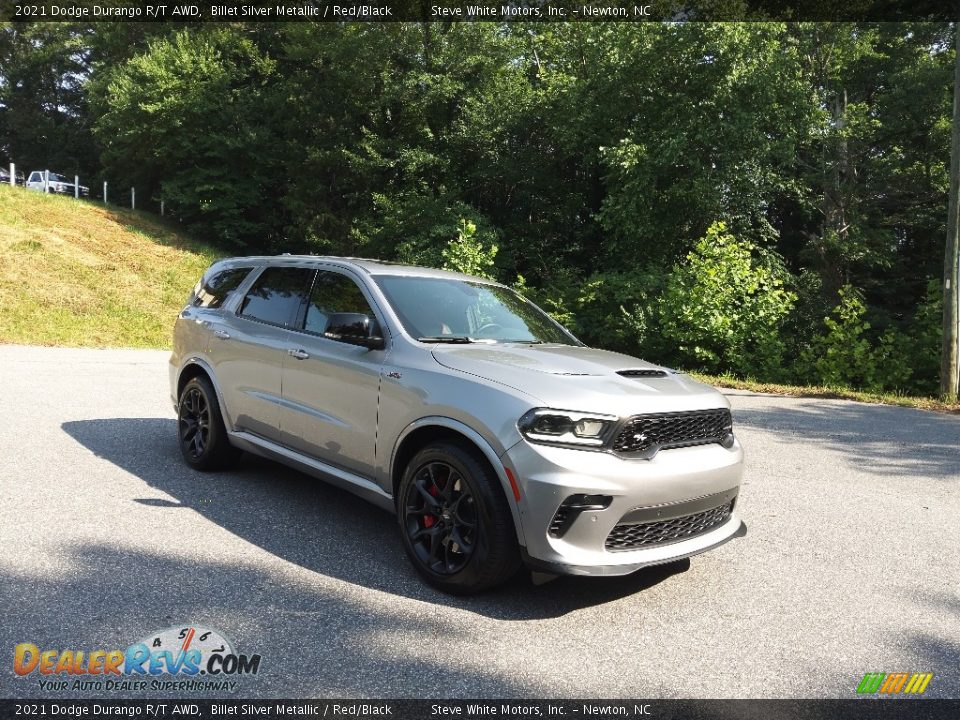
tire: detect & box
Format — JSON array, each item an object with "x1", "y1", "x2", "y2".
[
  {"x1": 398, "y1": 441, "x2": 521, "y2": 594},
  {"x1": 177, "y1": 375, "x2": 239, "y2": 471}
]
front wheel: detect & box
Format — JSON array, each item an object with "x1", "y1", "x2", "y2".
[
  {"x1": 398, "y1": 442, "x2": 520, "y2": 594},
  {"x1": 177, "y1": 376, "x2": 239, "y2": 471}
]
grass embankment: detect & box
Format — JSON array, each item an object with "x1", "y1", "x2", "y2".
[
  {"x1": 1, "y1": 184, "x2": 957, "y2": 413},
  {"x1": 0, "y1": 184, "x2": 220, "y2": 348},
  {"x1": 693, "y1": 373, "x2": 960, "y2": 414}
]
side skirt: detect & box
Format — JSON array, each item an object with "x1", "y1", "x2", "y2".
[{"x1": 228, "y1": 430, "x2": 395, "y2": 513}]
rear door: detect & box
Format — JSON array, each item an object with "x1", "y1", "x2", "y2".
[
  {"x1": 280, "y1": 268, "x2": 387, "y2": 478},
  {"x1": 208, "y1": 265, "x2": 315, "y2": 442},
  {"x1": 176, "y1": 265, "x2": 253, "y2": 362}
]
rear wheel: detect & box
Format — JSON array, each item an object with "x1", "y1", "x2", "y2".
[
  {"x1": 177, "y1": 376, "x2": 239, "y2": 471},
  {"x1": 398, "y1": 442, "x2": 520, "y2": 594}
]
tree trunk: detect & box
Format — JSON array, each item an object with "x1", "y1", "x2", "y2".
[
  {"x1": 941, "y1": 25, "x2": 960, "y2": 400},
  {"x1": 818, "y1": 87, "x2": 849, "y2": 299}
]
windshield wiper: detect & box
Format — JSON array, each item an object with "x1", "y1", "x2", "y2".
[{"x1": 418, "y1": 336, "x2": 475, "y2": 344}]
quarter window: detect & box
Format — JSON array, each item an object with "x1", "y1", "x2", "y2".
[
  {"x1": 239, "y1": 267, "x2": 314, "y2": 327},
  {"x1": 194, "y1": 267, "x2": 251, "y2": 309}
]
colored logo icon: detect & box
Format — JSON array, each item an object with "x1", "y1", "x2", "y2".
[{"x1": 856, "y1": 672, "x2": 933, "y2": 695}]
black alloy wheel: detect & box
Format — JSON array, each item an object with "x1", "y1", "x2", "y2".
[
  {"x1": 179, "y1": 386, "x2": 210, "y2": 461},
  {"x1": 398, "y1": 442, "x2": 520, "y2": 594},
  {"x1": 176, "y1": 375, "x2": 239, "y2": 471},
  {"x1": 404, "y1": 461, "x2": 479, "y2": 575}
]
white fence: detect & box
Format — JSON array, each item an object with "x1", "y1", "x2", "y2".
[{"x1": 6, "y1": 161, "x2": 163, "y2": 215}]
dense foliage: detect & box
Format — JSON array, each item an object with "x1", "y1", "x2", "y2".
[{"x1": 0, "y1": 22, "x2": 954, "y2": 393}]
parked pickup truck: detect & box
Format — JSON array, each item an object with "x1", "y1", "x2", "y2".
[{"x1": 26, "y1": 170, "x2": 90, "y2": 197}]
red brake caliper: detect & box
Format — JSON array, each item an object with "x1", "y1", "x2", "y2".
[{"x1": 423, "y1": 484, "x2": 440, "y2": 528}]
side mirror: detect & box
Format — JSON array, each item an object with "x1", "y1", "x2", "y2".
[{"x1": 324, "y1": 313, "x2": 385, "y2": 350}]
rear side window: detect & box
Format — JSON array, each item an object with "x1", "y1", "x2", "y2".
[
  {"x1": 239, "y1": 267, "x2": 314, "y2": 327},
  {"x1": 194, "y1": 267, "x2": 251, "y2": 309},
  {"x1": 29, "y1": 172, "x2": 42, "y2": 183}
]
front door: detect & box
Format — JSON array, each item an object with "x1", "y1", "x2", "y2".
[{"x1": 280, "y1": 269, "x2": 387, "y2": 478}]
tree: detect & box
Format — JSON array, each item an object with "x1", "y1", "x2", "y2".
[
  {"x1": 88, "y1": 28, "x2": 286, "y2": 247},
  {"x1": 0, "y1": 24, "x2": 98, "y2": 176},
  {"x1": 596, "y1": 24, "x2": 809, "y2": 267}
]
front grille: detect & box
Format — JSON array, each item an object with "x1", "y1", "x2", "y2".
[
  {"x1": 612, "y1": 409, "x2": 732, "y2": 454},
  {"x1": 617, "y1": 369, "x2": 668, "y2": 378},
  {"x1": 605, "y1": 500, "x2": 734, "y2": 551}
]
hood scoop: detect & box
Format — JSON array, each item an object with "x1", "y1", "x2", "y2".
[{"x1": 617, "y1": 369, "x2": 669, "y2": 378}]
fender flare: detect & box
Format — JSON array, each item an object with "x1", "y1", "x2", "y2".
[
  {"x1": 176, "y1": 357, "x2": 234, "y2": 430},
  {"x1": 391, "y1": 416, "x2": 528, "y2": 548}
]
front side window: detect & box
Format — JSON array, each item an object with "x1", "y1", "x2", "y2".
[
  {"x1": 374, "y1": 275, "x2": 578, "y2": 344},
  {"x1": 238, "y1": 267, "x2": 314, "y2": 327},
  {"x1": 302, "y1": 271, "x2": 376, "y2": 335},
  {"x1": 194, "y1": 267, "x2": 251, "y2": 309}
]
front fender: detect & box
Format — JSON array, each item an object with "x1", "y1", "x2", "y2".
[{"x1": 391, "y1": 416, "x2": 528, "y2": 548}]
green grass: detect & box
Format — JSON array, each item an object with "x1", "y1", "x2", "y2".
[
  {"x1": 1, "y1": 184, "x2": 956, "y2": 413},
  {"x1": 693, "y1": 373, "x2": 960, "y2": 415},
  {"x1": 0, "y1": 184, "x2": 221, "y2": 348}
]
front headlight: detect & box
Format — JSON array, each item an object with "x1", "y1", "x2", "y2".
[{"x1": 518, "y1": 408, "x2": 618, "y2": 448}]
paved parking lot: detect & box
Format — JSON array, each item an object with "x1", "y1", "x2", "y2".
[{"x1": 1, "y1": 345, "x2": 958, "y2": 698}]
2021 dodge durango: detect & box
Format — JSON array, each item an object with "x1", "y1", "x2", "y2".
[{"x1": 170, "y1": 256, "x2": 745, "y2": 593}]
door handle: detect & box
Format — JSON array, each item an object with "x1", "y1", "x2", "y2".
[
  {"x1": 213, "y1": 329, "x2": 231, "y2": 340},
  {"x1": 288, "y1": 348, "x2": 310, "y2": 360}
]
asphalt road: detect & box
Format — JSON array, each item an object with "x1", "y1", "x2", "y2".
[{"x1": 1, "y1": 345, "x2": 958, "y2": 699}]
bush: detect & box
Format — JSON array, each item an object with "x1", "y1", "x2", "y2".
[
  {"x1": 799, "y1": 286, "x2": 876, "y2": 388},
  {"x1": 868, "y1": 328, "x2": 914, "y2": 392},
  {"x1": 798, "y1": 281, "x2": 941, "y2": 394},
  {"x1": 441, "y1": 219, "x2": 498, "y2": 279},
  {"x1": 903, "y1": 279, "x2": 944, "y2": 395},
  {"x1": 658, "y1": 222, "x2": 796, "y2": 378}
]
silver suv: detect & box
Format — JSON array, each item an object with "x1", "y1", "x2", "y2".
[{"x1": 170, "y1": 256, "x2": 745, "y2": 593}]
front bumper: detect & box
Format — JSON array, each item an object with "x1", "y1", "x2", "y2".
[{"x1": 502, "y1": 437, "x2": 745, "y2": 577}]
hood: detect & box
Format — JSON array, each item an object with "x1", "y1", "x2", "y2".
[{"x1": 431, "y1": 344, "x2": 728, "y2": 416}]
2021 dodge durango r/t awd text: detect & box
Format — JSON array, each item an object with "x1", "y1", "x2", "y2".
[{"x1": 170, "y1": 256, "x2": 745, "y2": 593}]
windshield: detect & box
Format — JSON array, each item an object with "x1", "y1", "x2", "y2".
[{"x1": 374, "y1": 275, "x2": 579, "y2": 345}]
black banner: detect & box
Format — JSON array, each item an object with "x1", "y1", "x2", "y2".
[
  {"x1": 1, "y1": 700, "x2": 960, "y2": 720},
  {"x1": 2, "y1": 0, "x2": 959, "y2": 23}
]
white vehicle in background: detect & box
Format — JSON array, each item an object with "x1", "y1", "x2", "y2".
[{"x1": 26, "y1": 170, "x2": 90, "y2": 197}]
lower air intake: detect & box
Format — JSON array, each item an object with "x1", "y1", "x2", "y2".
[{"x1": 605, "y1": 500, "x2": 734, "y2": 551}]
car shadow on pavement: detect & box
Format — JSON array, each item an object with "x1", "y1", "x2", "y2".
[
  {"x1": 61, "y1": 418, "x2": 689, "y2": 620},
  {"x1": 732, "y1": 401, "x2": 960, "y2": 479},
  {"x1": 0, "y1": 542, "x2": 536, "y2": 698}
]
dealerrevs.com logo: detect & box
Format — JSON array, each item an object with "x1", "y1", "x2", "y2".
[{"x1": 13, "y1": 625, "x2": 262, "y2": 692}]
